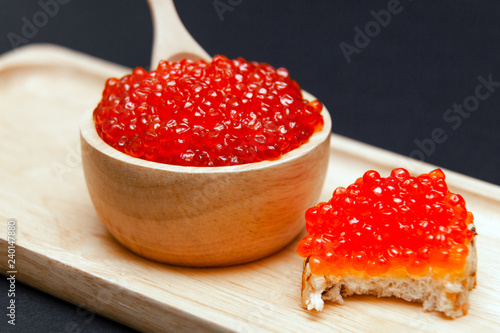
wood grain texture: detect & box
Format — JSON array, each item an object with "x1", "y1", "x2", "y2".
[
  {"x1": 80, "y1": 94, "x2": 331, "y2": 267},
  {"x1": 1, "y1": 45, "x2": 500, "y2": 332}
]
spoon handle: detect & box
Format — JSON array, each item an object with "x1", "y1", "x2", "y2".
[{"x1": 148, "y1": 0, "x2": 211, "y2": 66}]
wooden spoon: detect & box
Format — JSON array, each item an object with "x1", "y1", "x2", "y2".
[
  {"x1": 148, "y1": 0, "x2": 210, "y2": 64},
  {"x1": 80, "y1": 1, "x2": 332, "y2": 267}
]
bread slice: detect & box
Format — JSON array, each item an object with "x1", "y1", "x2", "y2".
[{"x1": 301, "y1": 226, "x2": 477, "y2": 318}]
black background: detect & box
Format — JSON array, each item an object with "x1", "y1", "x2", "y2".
[{"x1": 1, "y1": 0, "x2": 499, "y2": 331}]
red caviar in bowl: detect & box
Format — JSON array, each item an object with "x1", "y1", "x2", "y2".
[
  {"x1": 93, "y1": 55, "x2": 324, "y2": 167},
  {"x1": 297, "y1": 168, "x2": 476, "y2": 278}
]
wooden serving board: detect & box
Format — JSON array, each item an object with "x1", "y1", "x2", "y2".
[{"x1": 1, "y1": 45, "x2": 499, "y2": 333}]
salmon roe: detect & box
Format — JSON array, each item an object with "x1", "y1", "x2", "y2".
[
  {"x1": 297, "y1": 168, "x2": 476, "y2": 278},
  {"x1": 93, "y1": 55, "x2": 324, "y2": 166}
]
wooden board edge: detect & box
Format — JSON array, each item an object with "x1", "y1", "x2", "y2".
[
  {"x1": 330, "y1": 134, "x2": 500, "y2": 200},
  {"x1": 0, "y1": 239, "x2": 237, "y2": 333},
  {"x1": 0, "y1": 44, "x2": 130, "y2": 78}
]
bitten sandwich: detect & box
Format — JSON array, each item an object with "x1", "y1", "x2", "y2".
[{"x1": 297, "y1": 168, "x2": 477, "y2": 318}]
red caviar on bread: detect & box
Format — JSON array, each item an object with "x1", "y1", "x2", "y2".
[{"x1": 298, "y1": 168, "x2": 477, "y2": 318}]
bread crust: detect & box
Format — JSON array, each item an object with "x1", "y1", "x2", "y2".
[{"x1": 301, "y1": 226, "x2": 477, "y2": 318}]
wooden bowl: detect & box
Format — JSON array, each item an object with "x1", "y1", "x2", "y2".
[{"x1": 80, "y1": 91, "x2": 331, "y2": 267}]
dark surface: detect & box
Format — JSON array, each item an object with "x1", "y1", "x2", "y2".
[
  {"x1": 1, "y1": 0, "x2": 499, "y2": 331},
  {"x1": 0, "y1": 279, "x2": 138, "y2": 333}
]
